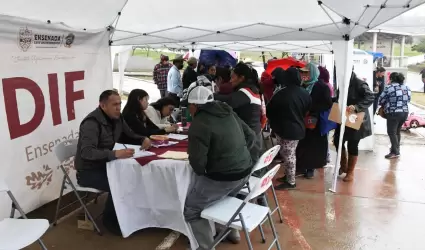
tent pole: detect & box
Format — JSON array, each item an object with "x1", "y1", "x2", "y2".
[{"x1": 329, "y1": 40, "x2": 354, "y2": 193}]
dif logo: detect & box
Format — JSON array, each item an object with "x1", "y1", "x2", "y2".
[{"x1": 2, "y1": 71, "x2": 85, "y2": 140}]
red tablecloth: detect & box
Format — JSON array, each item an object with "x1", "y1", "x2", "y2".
[{"x1": 135, "y1": 140, "x2": 188, "y2": 166}]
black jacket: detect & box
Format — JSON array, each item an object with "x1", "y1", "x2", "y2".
[
  {"x1": 182, "y1": 66, "x2": 198, "y2": 90},
  {"x1": 122, "y1": 111, "x2": 166, "y2": 138},
  {"x1": 267, "y1": 68, "x2": 311, "y2": 140},
  {"x1": 335, "y1": 74, "x2": 375, "y2": 141},
  {"x1": 373, "y1": 71, "x2": 385, "y2": 96},
  {"x1": 214, "y1": 80, "x2": 262, "y2": 134},
  {"x1": 75, "y1": 108, "x2": 145, "y2": 171},
  {"x1": 188, "y1": 101, "x2": 255, "y2": 181}
]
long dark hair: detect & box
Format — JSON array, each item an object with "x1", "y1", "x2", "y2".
[
  {"x1": 122, "y1": 89, "x2": 149, "y2": 118},
  {"x1": 151, "y1": 97, "x2": 176, "y2": 116},
  {"x1": 390, "y1": 72, "x2": 405, "y2": 84}
]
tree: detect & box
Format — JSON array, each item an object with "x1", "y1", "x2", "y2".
[{"x1": 412, "y1": 39, "x2": 425, "y2": 53}]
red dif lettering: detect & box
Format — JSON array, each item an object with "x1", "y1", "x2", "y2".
[
  {"x1": 3, "y1": 71, "x2": 85, "y2": 139},
  {"x1": 264, "y1": 154, "x2": 273, "y2": 164},
  {"x1": 261, "y1": 176, "x2": 273, "y2": 188}
]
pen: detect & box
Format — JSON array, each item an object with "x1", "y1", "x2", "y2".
[{"x1": 122, "y1": 144, "x2": 127, "y2": 149}]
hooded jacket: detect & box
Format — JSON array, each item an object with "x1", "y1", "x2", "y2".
[
  {"x1": 188, "y1": 101, "x2": 256, "y2": 181},
  {"x1": 214, "y1": 80, "x2": 262, "y2": 134},
  {"x1": 267, "y1": 67, "x2": 312, "y2": 140}
]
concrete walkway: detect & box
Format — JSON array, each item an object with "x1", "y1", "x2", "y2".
[{"x1": 26, "y1": 133, "x2": 425, "y2": 250}]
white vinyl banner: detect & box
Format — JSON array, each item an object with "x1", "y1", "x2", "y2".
[{"x1": 0, "y1": 16, "x2": 112, "y2": 219}]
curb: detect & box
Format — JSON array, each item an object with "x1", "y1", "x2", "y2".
[{"x1": 411, "y1": 101, "x2": 425, "y2": 110}]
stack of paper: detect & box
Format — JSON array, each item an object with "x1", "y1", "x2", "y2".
[
  {"x1": 151, "y1": 141, "x2": 179, "y2": 148},
  {"x1": 167, "y1": 133, "x2": 188, "y2": 140},
  {"x1": 113, "y1": 143, "x2": 156, "y2": 158},
  {"x1": 158, "y1": 151, "x2": 189, "y2": 160}
]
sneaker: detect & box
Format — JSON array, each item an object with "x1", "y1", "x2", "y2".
[
  {"x1": 304, "y1": 169, "x2": 314, "y2": 179},
  {"x1": 275, "y1": 181, "x2": 296, "y2": 190},
  {"x1": 385, "y1": 153, "x2": 400, "y2": 159},
  {"x1": 276, "y1": 175, "x2": 288, "y2": 183}
]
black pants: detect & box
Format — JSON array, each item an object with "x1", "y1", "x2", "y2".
[
  {"x1": 76, "y1": 170, "x2": 118, "y2": 227},
  {"x1": 334, "y1": 138, "x2": 360, "y2": 156},
  {"x1": 167, "y1": 92, "x2": 180, "y2": 107},
  {"x1": 159, "y1": 89, "x2": 167, "y2": 98},
  {"x1": 386, "y1": 112, "x2": 408, "y2": 155}
]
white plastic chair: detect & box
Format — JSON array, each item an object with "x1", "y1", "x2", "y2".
[
  {"x1": 52, "y1": 139, "x2": 103, "y2": 235},
  {"x1": 240, "y1": 145, "x2": 283, "y2": 225},
  {"x1": 201, "y1": 164, "x2": 282, "y2": 250},
  {"x1": 0, "y1": 179, "x2": 49, "y2": 250}
]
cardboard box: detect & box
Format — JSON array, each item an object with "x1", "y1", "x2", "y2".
[{"x1": 328, "y1": 103, "x2": 365, "y2": 130}]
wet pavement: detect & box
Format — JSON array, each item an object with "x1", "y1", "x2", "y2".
[{"x1": 25, "y1": 134, "x2": 425, "y2": 250}]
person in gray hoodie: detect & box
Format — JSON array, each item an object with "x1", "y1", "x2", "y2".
[
  {"x1": 75, "y1": 90, "x2": 151, "y2": 235},
  {"x1": 184, "y1": 86, "x2": 255, "y2": 249}
]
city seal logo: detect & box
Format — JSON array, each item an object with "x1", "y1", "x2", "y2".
[
  {"x1": 18, "y1": 27, "x2": 33, "y2": 52},
  {"x1": 64, "y1": 33, "x2": 75, "y2": 48}
]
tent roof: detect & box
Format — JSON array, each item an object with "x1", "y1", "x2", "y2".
[
  {"x1": 0, "y1": 0, "x2": 424, "y2": 52},
  {"x1": 111, "y1": 0, "x2": 425, "y2": 47}
]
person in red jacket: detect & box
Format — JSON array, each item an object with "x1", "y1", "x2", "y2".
[{"x1": 260, "y1": 71, "x2": 274, "y2": 103}]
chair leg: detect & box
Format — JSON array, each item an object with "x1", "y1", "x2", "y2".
[
  {"x1": 267, "y1": 213, "x2": 281, "y2": 250},
  {"x1": 240, "y1": 213, "x2": 254, "y2": 250},
  {"x1": 37, "y1": 238, "x2": 48, "y2": 250},
  {"x1": 53, "y1": 177, "x2": 66, "y2": 226},
  {"x1": 94, "y1": 193, "x2": 100, "y2": 204},
  {"x1": 270, "y1": 185, "x2": 284, "y2": 223},
  {"x1": 65, "y1": 174, "x2": 102, "y2": 235},
  {"x1": 258, "y1": 222, "x2": 266, "y2": 243}
]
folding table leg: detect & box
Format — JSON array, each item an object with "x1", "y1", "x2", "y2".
[
  {"x1": 270, "y1": 185, "x2": 284, "y2": 223},
  {"x1": 53, "y1": 177, "x2": 66, "y2": 226},
  {"x1": 240, "y1": 213, "x2": 254, "y2": 250},
  {"x1": 267, "y1": 213, "x2": 281, "y2": 250}
]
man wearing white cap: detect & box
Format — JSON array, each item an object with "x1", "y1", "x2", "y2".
[{"x1": 184, "y1": 86, "x2": 256, "y2": 249}]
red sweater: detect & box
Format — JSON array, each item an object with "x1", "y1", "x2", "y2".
[{"x1": 261, "y1": 72, "x2": 274, "y2": 101}]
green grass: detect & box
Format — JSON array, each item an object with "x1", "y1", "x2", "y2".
[
  {"x1": 412, "y1": 92, "x2": 425, "y2": 106},
  {"x1": 408, "y1": 62, "x2": 425, "y2": 73}
]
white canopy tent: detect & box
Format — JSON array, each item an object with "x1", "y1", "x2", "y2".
[{"x1": 1, "y1": 0, "x2": 424, "y2": 193}]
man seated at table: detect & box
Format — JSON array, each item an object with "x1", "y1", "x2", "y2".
[
  {"x1": 184, "y1": 86, "x2": 256, "y2": 249},
  {"x1": 75, "y1": 90, "x2": 151, "y2": 235}
]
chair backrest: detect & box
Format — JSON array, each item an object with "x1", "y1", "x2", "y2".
[
  {"x1": 0, "y1": 178, "x2": 9, "y2": 192},
  {"x1": 245, "y1": 164, "x2": 280, "y2": 202},
  {"x1": 252, "y1": 145, "x2": 281, "y2": 172},
  {"x1": 54, "y1": 139, "x2": 79, "y2": 163}
]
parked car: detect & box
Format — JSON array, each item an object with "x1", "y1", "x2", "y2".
[{"x1": 401, "y1": 112, "x2": 425, "y2": 130}]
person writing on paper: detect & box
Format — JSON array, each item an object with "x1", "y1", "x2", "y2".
[
  {"x1": 184, "y1": 86, "x2": 255, "y2": 249},
  {"x1": 334, "y1": 72, "x2": 374, "y2": 182},
  {"x1": 122, "y1": 89, "x2": 178, "y2": 138},
  {"x1": 75, "y1": 90, "x2": 151, "y2": 235},
  {"x1": 145, "y1": 97, "x2": 178, "y2": 129}
]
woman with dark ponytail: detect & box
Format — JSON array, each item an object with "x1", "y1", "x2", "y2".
[{"x1": 378, "y1": 72, "x2": 411, "y2": 159}]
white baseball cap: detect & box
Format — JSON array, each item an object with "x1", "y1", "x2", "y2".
[{"x1": 188, "y1": 86, "x2": 214, "y2": 105}]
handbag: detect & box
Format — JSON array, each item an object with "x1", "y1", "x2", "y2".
[
  {"x1": 304, "y1": 112, "x2": 318, "y2": 130},
  {"x1": 319, "y1": 109, "x2": 337, "y2": 135},
  {"x1": 378, "y1": 106, "x2": 386, "y2": 119}
]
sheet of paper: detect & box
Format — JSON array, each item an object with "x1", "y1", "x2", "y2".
[
  {"x1": 158, "y1": 151, "x2": 188, "y2": 160},
  {"x1": 167, "y1": 133, "x2": 188, "y2": 140},
  {"x1": 113, "y1": 143, "x2": 156, "y2": 158},
  {"x1": 151, "y1": 141, "x2": 179, "y2": 148}
]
